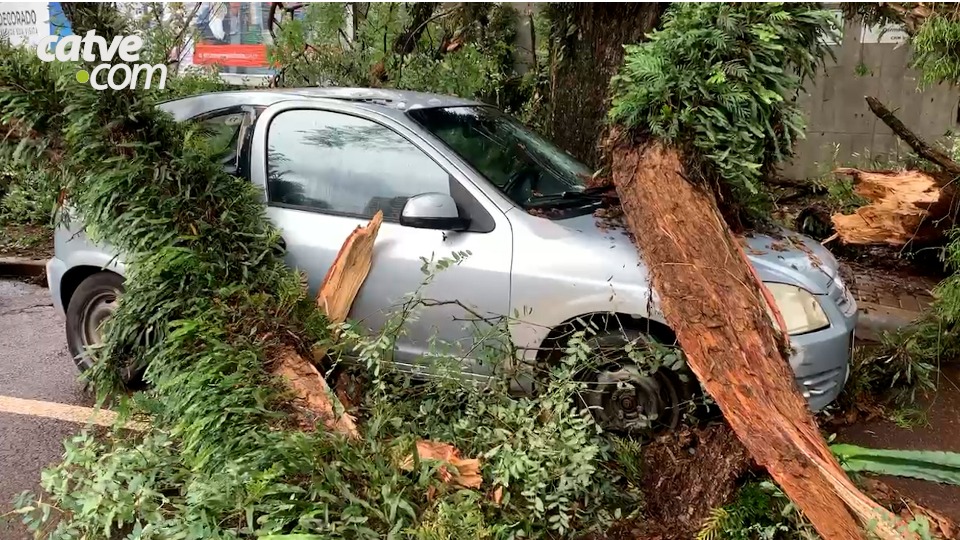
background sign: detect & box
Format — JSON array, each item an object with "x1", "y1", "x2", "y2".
[
  {"x1": 0, "y1": 3, "x2": 51, "y2": 47},
  {"x1": 191, "y1": 3, "x2": 274, "y2": 75}
]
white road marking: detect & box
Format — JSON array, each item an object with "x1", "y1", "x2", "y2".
[{"x1": 0, "y1": 395, "x2": 147, "y2": 430}]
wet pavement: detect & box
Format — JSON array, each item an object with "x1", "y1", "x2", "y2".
[{"x1": 0, "y1": 279, "x2": 90, "y2": 539}]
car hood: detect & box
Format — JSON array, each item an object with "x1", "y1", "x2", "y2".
[
  {"x1": 740, "y1": 229, "x2": 840, "y2": 294},
  {"x1": 547, "y1": 213, "x2": 839, "y2": 295}
]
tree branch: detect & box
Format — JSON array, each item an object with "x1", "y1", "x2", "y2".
[
  {"x1": 167, "y1": 2, "x2": 203, "y2": 66},
  {"x1": 392, "y1": 2, "x2": 439, "y2": 55},
  {"x1": 866, "y1": 95, "x2": 960, "y2": 178}
]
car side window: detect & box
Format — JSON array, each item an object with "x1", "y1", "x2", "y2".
[
  {"x1": 193, "y1": 111, "x2": 247, "y2": 173},
  {"x1": 265, "y1": 109, "x2": 451, "y2": 221}
]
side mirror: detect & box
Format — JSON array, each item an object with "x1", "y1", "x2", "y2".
[{"x1": 400, "y1": 193, "x2": 470, "y2": 231}]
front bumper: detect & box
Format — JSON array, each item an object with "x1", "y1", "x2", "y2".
[
  {"x1": 789, "y1": 285, "x2": 857, "y2": 411},
  {"x1": 46, "y1": 257, "x2": 67, "y2": 316}
]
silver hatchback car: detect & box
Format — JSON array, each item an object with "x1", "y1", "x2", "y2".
[{"x1": 47, "y1": 88, "x2": 856, "y2": 431}]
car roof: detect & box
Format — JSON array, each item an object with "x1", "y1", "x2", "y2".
[{"x1": 159, "y1": 87, "x2": 482, "y2": 120}]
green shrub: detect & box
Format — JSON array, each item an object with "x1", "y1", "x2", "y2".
[
  {"x1": 838, "y1": 340, "x2": 938, "y2": 413},
  {"x1": 0, "y1": 159, "x2": 60, "y2": 225},
  {"x1": 269, "y1": 3, "x2": 522, "y2": 108},
  {"x1": 609, "y1": 3, "x2": 837, "y2": 223},
  {"x1": 696, "y1": 481, "x2": 816, "y2": 540}
]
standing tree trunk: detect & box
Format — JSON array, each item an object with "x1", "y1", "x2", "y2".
[
  {"x1": 543, "y1": 3, "x2": 665, "y2": 168},
  {"x1": 611, "y1": 141, "x2": 906, "y2": 540}
]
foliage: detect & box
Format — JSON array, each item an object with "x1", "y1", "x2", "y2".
[
  {"x1": 0, "y1": 153, "x2": 59, "y2": 225},
  {"x1": 13, "y1": 320, "x2": 631, "y2": 539},
  {"x1": 123, "y1": 2, "x2": 233, "y2": 100},
  {"x1": 609, "y1": 3, "x2": 837, "y2": 223},
  {"x1": 0, "y1": 4, "x2": 224, "y2": 230},
  {"x1": 155, "y1": 67, "x2": 232, "y2": 101},
  {"x1": 269, "y1": 3, "x2": 524, "y2": 111},
  {"x1": 123, "y1": 2, "x2": 198, "y2": 67},
  {"x1": 608, "y1": 436, "x2": 645, "y2": 487},
  {"x1": 860, "y1": 225, "x2": 960, "y2": 407},
  {"x1": 852, "y1": 4, "x2": 960, "y2": 398},
  {"x1": 695, "y1": 481, "x2": 817, "y2": 540},
  {"x1": 910, "y1": 8, "x2": 960, "y2": 87},
  {"x1": 832, "y1": 444, "x2": 960, "y2": 486}
]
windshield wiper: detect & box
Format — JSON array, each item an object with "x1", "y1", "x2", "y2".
[
  {"x1": 525, "y1": 188, "x2": 615, "y2": 208},
  {"x1": 580, "y1": 183, "x2": 616, "y2": 196}
]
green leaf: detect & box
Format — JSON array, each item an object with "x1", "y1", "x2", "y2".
[{"x1": 831, "y1": 444, "x2": 960, "y2": 485}]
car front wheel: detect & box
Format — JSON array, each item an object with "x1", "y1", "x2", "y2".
[
  {"x1": 575, "y1": 329, "x2": 695, "y2": 435},
  {"x1": 65, "y1": 272, "x2": 124, "y2": 372}
]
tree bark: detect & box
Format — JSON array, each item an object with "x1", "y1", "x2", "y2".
[
  {"x1": 275, "y1": 211, "x2": 383, "y2": 439},
  {"x1": 866, "y1": 96, "x2": 960, "y2": 178},
  {"x1": 544, "y1": 3, "x2": 666, "y2": 168},
  {"x1": 610, "y1": 141, "x2": 907, "y2": 540}
]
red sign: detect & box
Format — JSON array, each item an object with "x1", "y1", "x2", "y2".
[{"x1": 193, "y1": 43, "x2": 267, "y2": 68}]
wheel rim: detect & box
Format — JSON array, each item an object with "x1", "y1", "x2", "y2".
[
  {"x1": 579, "y1": 357, "x2": 683, "y2": 435},
  {"x1": 80, "y1": 290, "x2": 119, "y2": 348}
]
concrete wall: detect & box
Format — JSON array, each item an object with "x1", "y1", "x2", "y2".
[{"x1": 780, "y1": 17, "x2": 960, "y2": 179}]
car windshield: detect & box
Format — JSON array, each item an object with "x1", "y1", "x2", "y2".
[{"x1": 408, "y1": 106, "x2": 595, "y2": 208}]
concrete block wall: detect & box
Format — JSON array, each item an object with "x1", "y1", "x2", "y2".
[{"x1": 780, "y1": 17, "x2": 960, "y2": 179}]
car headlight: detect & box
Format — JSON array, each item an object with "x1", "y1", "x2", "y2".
[{"x1": 764, "y1": 283, "x2": 830, "y2": 335}]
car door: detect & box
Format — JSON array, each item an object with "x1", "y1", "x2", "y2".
[{"x1": 248, "y1": 100, "x2": 513, "y2": 378}]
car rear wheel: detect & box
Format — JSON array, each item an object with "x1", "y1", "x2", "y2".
[{"x1": 65, "y1": 272, "x2": 124, "y2": 372}]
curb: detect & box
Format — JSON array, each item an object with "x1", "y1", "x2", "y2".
[
  {"x1": 0, "y1": 257, "x2": 47, "y2": 280},
  {"x1": 855, "y1": 301, "x2": 921, "y2": 342}
]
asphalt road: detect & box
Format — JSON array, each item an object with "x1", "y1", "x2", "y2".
[{"x1": 0, "y1": 279, "x2": 91, "y2": 539}]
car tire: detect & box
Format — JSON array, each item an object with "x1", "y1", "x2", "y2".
[
  {"x1": 573, "y1": 328, "x2": 697, "y2": 435},
  {"x1": 65, "y1": 272, "x2": 125, "y2": 373}
]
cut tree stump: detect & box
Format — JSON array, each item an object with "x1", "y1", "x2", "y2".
[
  {"x1": 312, "y1": 210, "x2": 384, "y2": 362},
  {"x1": 273, "y1": 211, "x2": 384, "y2": 439},
  {"x1": 274, "y1": 345, "x2": 360, "y2": 438},
  {"x1": 831, "y1": 168, "x2": 952, "y2": 246},
  {"x1": 610, "y1": 141, "x2": 908, "y2": 540}
]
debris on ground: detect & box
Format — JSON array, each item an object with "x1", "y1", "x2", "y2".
[
  {"x1": 639, "y1": 424, "x2": 753, "y2": 538},
  {"x1": 839, "y1": 365, "x2": 960, "y2": 524},
  {"x1": 861, "y1": 478, "x2": 958, "y2": 540},
  {"x1": 398, "y1": 439, "x2": 483, "y2": 490},
  {"x1": 0, "y1": 223, "x2": 53, "y2": 259}
]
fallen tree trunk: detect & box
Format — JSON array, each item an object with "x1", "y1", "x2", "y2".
[
  {"x1": 610, "y1": 141, "x2": 905, "y2": 539},
  {"x1": 831, "y1": 168, "x2": 953, "y2": 246},
  {"x1": 274, "y1": 346, "x2": 359, "y2": 438},
  {"x1": 826, "y1": 96, "x2": 960, "y2": 246}
]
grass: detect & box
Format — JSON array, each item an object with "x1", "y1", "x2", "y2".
[{"x1": 887, "y1": 406, "x2": 931, "y2": 430}]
